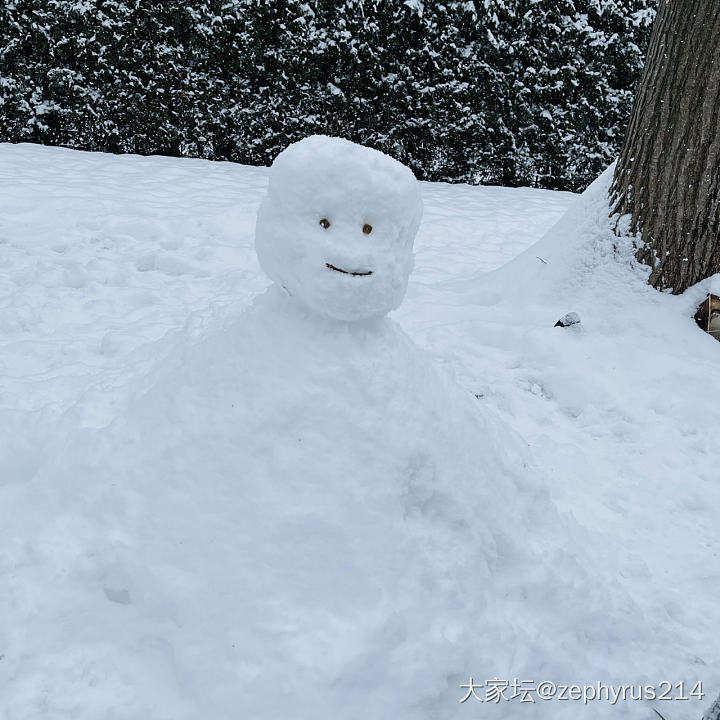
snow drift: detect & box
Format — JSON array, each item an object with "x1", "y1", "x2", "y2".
[{"x1": 1, "y1": 143, "x2": 717, "y2": 720}]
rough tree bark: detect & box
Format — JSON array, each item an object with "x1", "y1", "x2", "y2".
[{"x1": 609, "y1": 0, "x2": 720, "y2": 294}]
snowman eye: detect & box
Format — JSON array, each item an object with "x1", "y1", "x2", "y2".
[
  {"x1": 362, "y1": 223, "x2": 373, "y2": 235},
  {"x1": 319, "y1": 218, "x2": 331, "y2": 229}
]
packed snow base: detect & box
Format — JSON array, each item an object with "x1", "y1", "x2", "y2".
[{"x1": 0, "y1": 144, "x2": 718, "y2": 720}]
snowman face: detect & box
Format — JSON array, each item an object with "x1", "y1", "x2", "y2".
[{"x1": 255, "y1": 136, "x2": 423, "y2": 322}]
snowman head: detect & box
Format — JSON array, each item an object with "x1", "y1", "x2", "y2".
[{"x1": 255, "y1": 135, "x2": 423, "y2": 322}]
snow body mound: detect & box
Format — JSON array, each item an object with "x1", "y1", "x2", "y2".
[
  {"x1": 255, "y1": 135, "x2": 422, "y2": 321},
  {"x1": 3, "y1": 286, "x2": 551, "y2": 720}
]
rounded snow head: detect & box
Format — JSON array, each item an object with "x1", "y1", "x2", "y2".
[{"x1": 255, "y1": 135, "x2": 423, "y2": 322}]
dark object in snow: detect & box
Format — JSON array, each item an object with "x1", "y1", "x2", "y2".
[
  {"x1": 103, "y1": 587, "x2": 132, "y2": 605},
  {"x1": 703, "y1": 691, "x2": 720, "y2": 720},
  {"x1": 693, "y1": 294, "x2": 720, "y2": 341},
  {"x1": 554, "y1": 312, "x2": 581, "y2": 328}
]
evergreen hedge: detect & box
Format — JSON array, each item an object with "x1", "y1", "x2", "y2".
[{"x1": 0, "y1": 0, "x2": 655, "y2": 191}]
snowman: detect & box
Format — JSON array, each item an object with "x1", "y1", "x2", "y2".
[{"x1": 4, "y1": 136, "x2": 556, "y2": 720}]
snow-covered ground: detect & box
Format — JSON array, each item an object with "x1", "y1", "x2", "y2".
[{"x1": 0, "y1": 143, "x2": 718, "y2": 720}]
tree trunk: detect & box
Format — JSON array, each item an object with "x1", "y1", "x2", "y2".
[{"x1": 609, "y1": 0, "x2": 720, "y2": 294}]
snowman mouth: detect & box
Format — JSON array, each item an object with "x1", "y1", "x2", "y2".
[{"x1": 326, "y1": 263, "x2": 373, "y2": 277}]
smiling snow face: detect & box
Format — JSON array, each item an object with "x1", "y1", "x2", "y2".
[{"x1": 255, "y1": 135, "x2": 423, "y2": 322}]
